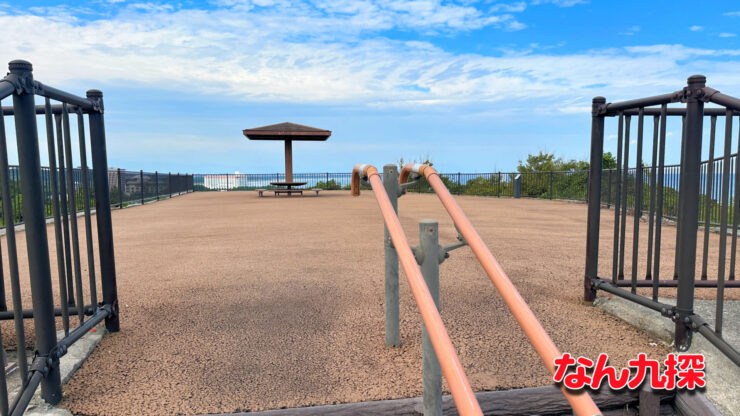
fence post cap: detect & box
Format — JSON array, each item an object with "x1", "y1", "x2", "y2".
[
  {"x1": 8, "y1": 59, "x2": 32, "y2": 71},
  {"x1": 687, "y1": 74, "x2": 706, "y2": 85},
  {"x1": 86, "y1": 89, "x2": 103, "y2": 98}
]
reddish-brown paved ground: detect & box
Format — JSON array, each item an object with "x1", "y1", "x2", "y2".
[{"x1": 2, "y1": 191, "x2": 736, "y2": 415}]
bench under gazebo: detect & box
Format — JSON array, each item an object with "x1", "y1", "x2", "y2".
[{"x1": 243, "y1": 122, "x2": 331, "y2": 197}]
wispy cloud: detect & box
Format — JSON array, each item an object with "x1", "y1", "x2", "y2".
[
  {"x1": 0, "y1": 3, "x2": 739, "y2": 113},
  {"x1": 719, "y1": 32, "x2": 737, "y2": 38},
  {"x1": 724, "y1": 11, "x2": 740, "y2": 17},
  {"x1": 689, "y1": 25, "x2": 703, "y2": 31},
  {"x1": 620, "y1": 25, "x2": 640, "y2": 36},
  {"x1": 490, "y1": 2, "x2": 527, "y2": 13},
  {"x1": 531, "y1": 0, "x2": 587, "y2": 7}
]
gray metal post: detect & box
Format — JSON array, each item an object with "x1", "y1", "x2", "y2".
[
  {"x1": 514, "y1": 174, "x2": 521, "y2": 198},
  {"x1": 584, "y1": 96, "x2": 606, "y2": 302},
  {"x1": 550, "y1": 171, "x2": 554, "y2": 200},
  {"x1": 140, "y1": 169, "x2": 144, "y2": 205},
  {"x1": 419, "y1": 219, "x2": 441, "y2": 416},
  {"x1": 155, "y1": 171, "x2": 159, "y2": 200},
  {"x1": 87, "y1": 89, "x2": 119, "y2": 332},
  {"x1": 382, "y1": 164, "x2": 400, "y2": 347},
  {"x1": 675, "y1": 76, "x2": 705, "y2": 350},
  {"x1": 10, "y1": 60, "x2": 62, "y2": 403}
]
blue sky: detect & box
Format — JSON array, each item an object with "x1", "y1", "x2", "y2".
[{"x1": 3, "y1": 0, "x2": 740, "y2": 173}]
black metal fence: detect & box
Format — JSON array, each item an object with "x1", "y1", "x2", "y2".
[
  {"x1": 193, "y1": 171, "x2": 590, "y2": 197},
  {"x1": 0, "y1": 60, "x2": 120, "y2": 416},
  {"x1": 0, "y1": 167, "x2": 193, "y2": 227},
  {"x1": 195, "y1": 159, "x2": 738, "y2": 227},
  {"x1": 109, "y1": 169, "x2": 193, "y2": 210},
  {"x1": 584, "y1": 75, "x2": 740, "y2": 368}
]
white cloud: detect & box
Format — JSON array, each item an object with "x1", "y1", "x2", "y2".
[
  {"x1": 531, "y1": 0, "x2": 587, "y2": 7},
  {"x1": 621, "y1": 25, "x2": 640, "y2": 36},
  {"x1": 724, "y1": 11, "x2": 740, "y2": 17},
  {"x1": 490, "y1": 2, "x2": 527, "y2": 13},
  {"x1": 689, "y1": 25, "x2": 703, "y2": 31},
  {"x1": 1, "y1": 4, "x2": 739, "y2": 113},
  {"x1": 719, "y1": 32, "x2": 737, "y2": 38}
]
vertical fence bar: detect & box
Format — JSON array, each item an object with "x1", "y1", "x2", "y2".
[
  {"x1": 701, "y1": 116, "x2": 717, "y2": 280},
  {"x1": 155, "y1": 171, "x2": 159, "y2": 200},
  {"x1": 62, "y1": 104, "x2": 85, "y2": 325},
  {"x1": 0, "y1": 211, "x2": 4, "y2": 311},
  {"x1": 584, "y1": 97, "x2": 605, "y2": 302},
  {"x1": 117, "y1": 168, "x2": 123, "y2": 208},
  {"x1": 77, "y1": 109, "x2": 98, "y2": 309},
  {"x1": 730, "y1": 118, "x2": 740, "y2": 281},
  {"x1": 45, "y1": 99, "x2": 70, "y2": 335},
  {"x1": 87, "y1": 89, "x2": 120, "y2": 332},
  {"x1": 653, "y1": 105, "x2": 668, "y2": 301},
  {"x1": 10, "y1": 60, "x2": 63, "y2": 403},
  {"x1": 0, "y1": 328, "x2": 6, "y2": 416},
  {"x1": 619, "y1": 116, "x2": 632, "y2": 280},
  {"x1": 715, "y1": 110, "x2": 733, "y2": 336},
  {"x1": 612, "y1": 113, "x2": 624, "y2": 284},
  {"x1": 140, "y1": 170, "x2": 144, "y2": 205},
  {"x1": 55, "y1": 114, "x2": 75, "y2": 307},
  {"x1": 0, "y1": 100, "x2": 29, "y2": 384},
  {"x1": 675, "y1": 76, "x2": 705, "y2": 350},
  {"x1": 674, "y1": 115, "x2": 687, "y2": 280},
  {"x1": 382, "y1": 164, "x2": 400, "y2": 347},
  {"x1": 631, "y1": 108, "x2": 645, "y2": 294},
  {"x1": 419, "y1": 219, "x2": 442, "y2": 416},
  {"x1": 645, "y1": 115, "x2": 659, "y2": 280}
]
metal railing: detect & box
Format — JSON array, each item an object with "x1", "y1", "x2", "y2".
[
  {"x1": 109, "y1": 169, "x2": 193, "y2": 210},
  {"x1": 195, "y1": 161, "x2": 734, "y2": 227},
  {"x1": 0, "y1": 167, "x2": 193, "y2": 227},
  {"x1": 352, "y1": 163, "x2": 600, "y2": 416},
  {"x1": 584, "y1": 75, "x2": 740, "y2": 368},
  {"x1": 0, "y1": 60, "x2": 120, "y2": 415}
]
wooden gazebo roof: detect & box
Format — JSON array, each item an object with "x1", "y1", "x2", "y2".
[{"x1": 242, "y1": 122, "x2": 331, "y2": 141}]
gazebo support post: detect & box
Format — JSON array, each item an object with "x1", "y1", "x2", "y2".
[{"x1": 284, "y1": 139, "x2": 293, "y2": 183}]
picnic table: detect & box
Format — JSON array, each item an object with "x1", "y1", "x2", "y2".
[{"x1": 257, "y1": 185, "x2": 321, "y2": 197}]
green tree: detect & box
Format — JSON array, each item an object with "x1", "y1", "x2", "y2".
[
  {"x1": 517, "y1": 152, "x2": 558, "y2": 173},
  {"x1": 602, "y1": 152, "x2": 617, "y2": 169},
  {"x1": 517, "y1": 151, "x2": 616, "y2": 172}
]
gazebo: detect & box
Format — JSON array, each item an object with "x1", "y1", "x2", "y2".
[{"x1": 243, "y1": 122, "x2": 331, "y2": 195}]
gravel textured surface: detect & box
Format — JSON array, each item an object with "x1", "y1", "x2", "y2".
[{"x1": 2, "y1": 191, "x2": 735, "y2": 415}]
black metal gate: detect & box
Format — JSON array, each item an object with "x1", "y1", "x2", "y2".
[
  {"x1": 584, "y1": 75, "x2": 739, "y2": 367},
  {"x1": 0, "y1": 60, "x2": 119, "y2": 415}
]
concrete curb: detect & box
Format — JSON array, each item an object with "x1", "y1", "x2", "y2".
[
  {"x1": 595, "y1": 296, "x2": 740, "y2": 416},
  {"x1": 5, "y1": 323, "x2": 107, "y2": 416}
]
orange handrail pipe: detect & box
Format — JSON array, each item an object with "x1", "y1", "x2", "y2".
[
  {"x1": 352, "y1": 164, "x2": 483, "y2": 416},
  {"x1": 400, "y1": 163, "x2": 601, "y2": 416}
]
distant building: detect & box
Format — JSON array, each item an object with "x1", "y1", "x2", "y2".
[
  {"x1": 203, "y1": 172, "x2": 246, "y2": 190},
  {"x1": 108, "y1": 168, "x2": 119, "y2": 190}
]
